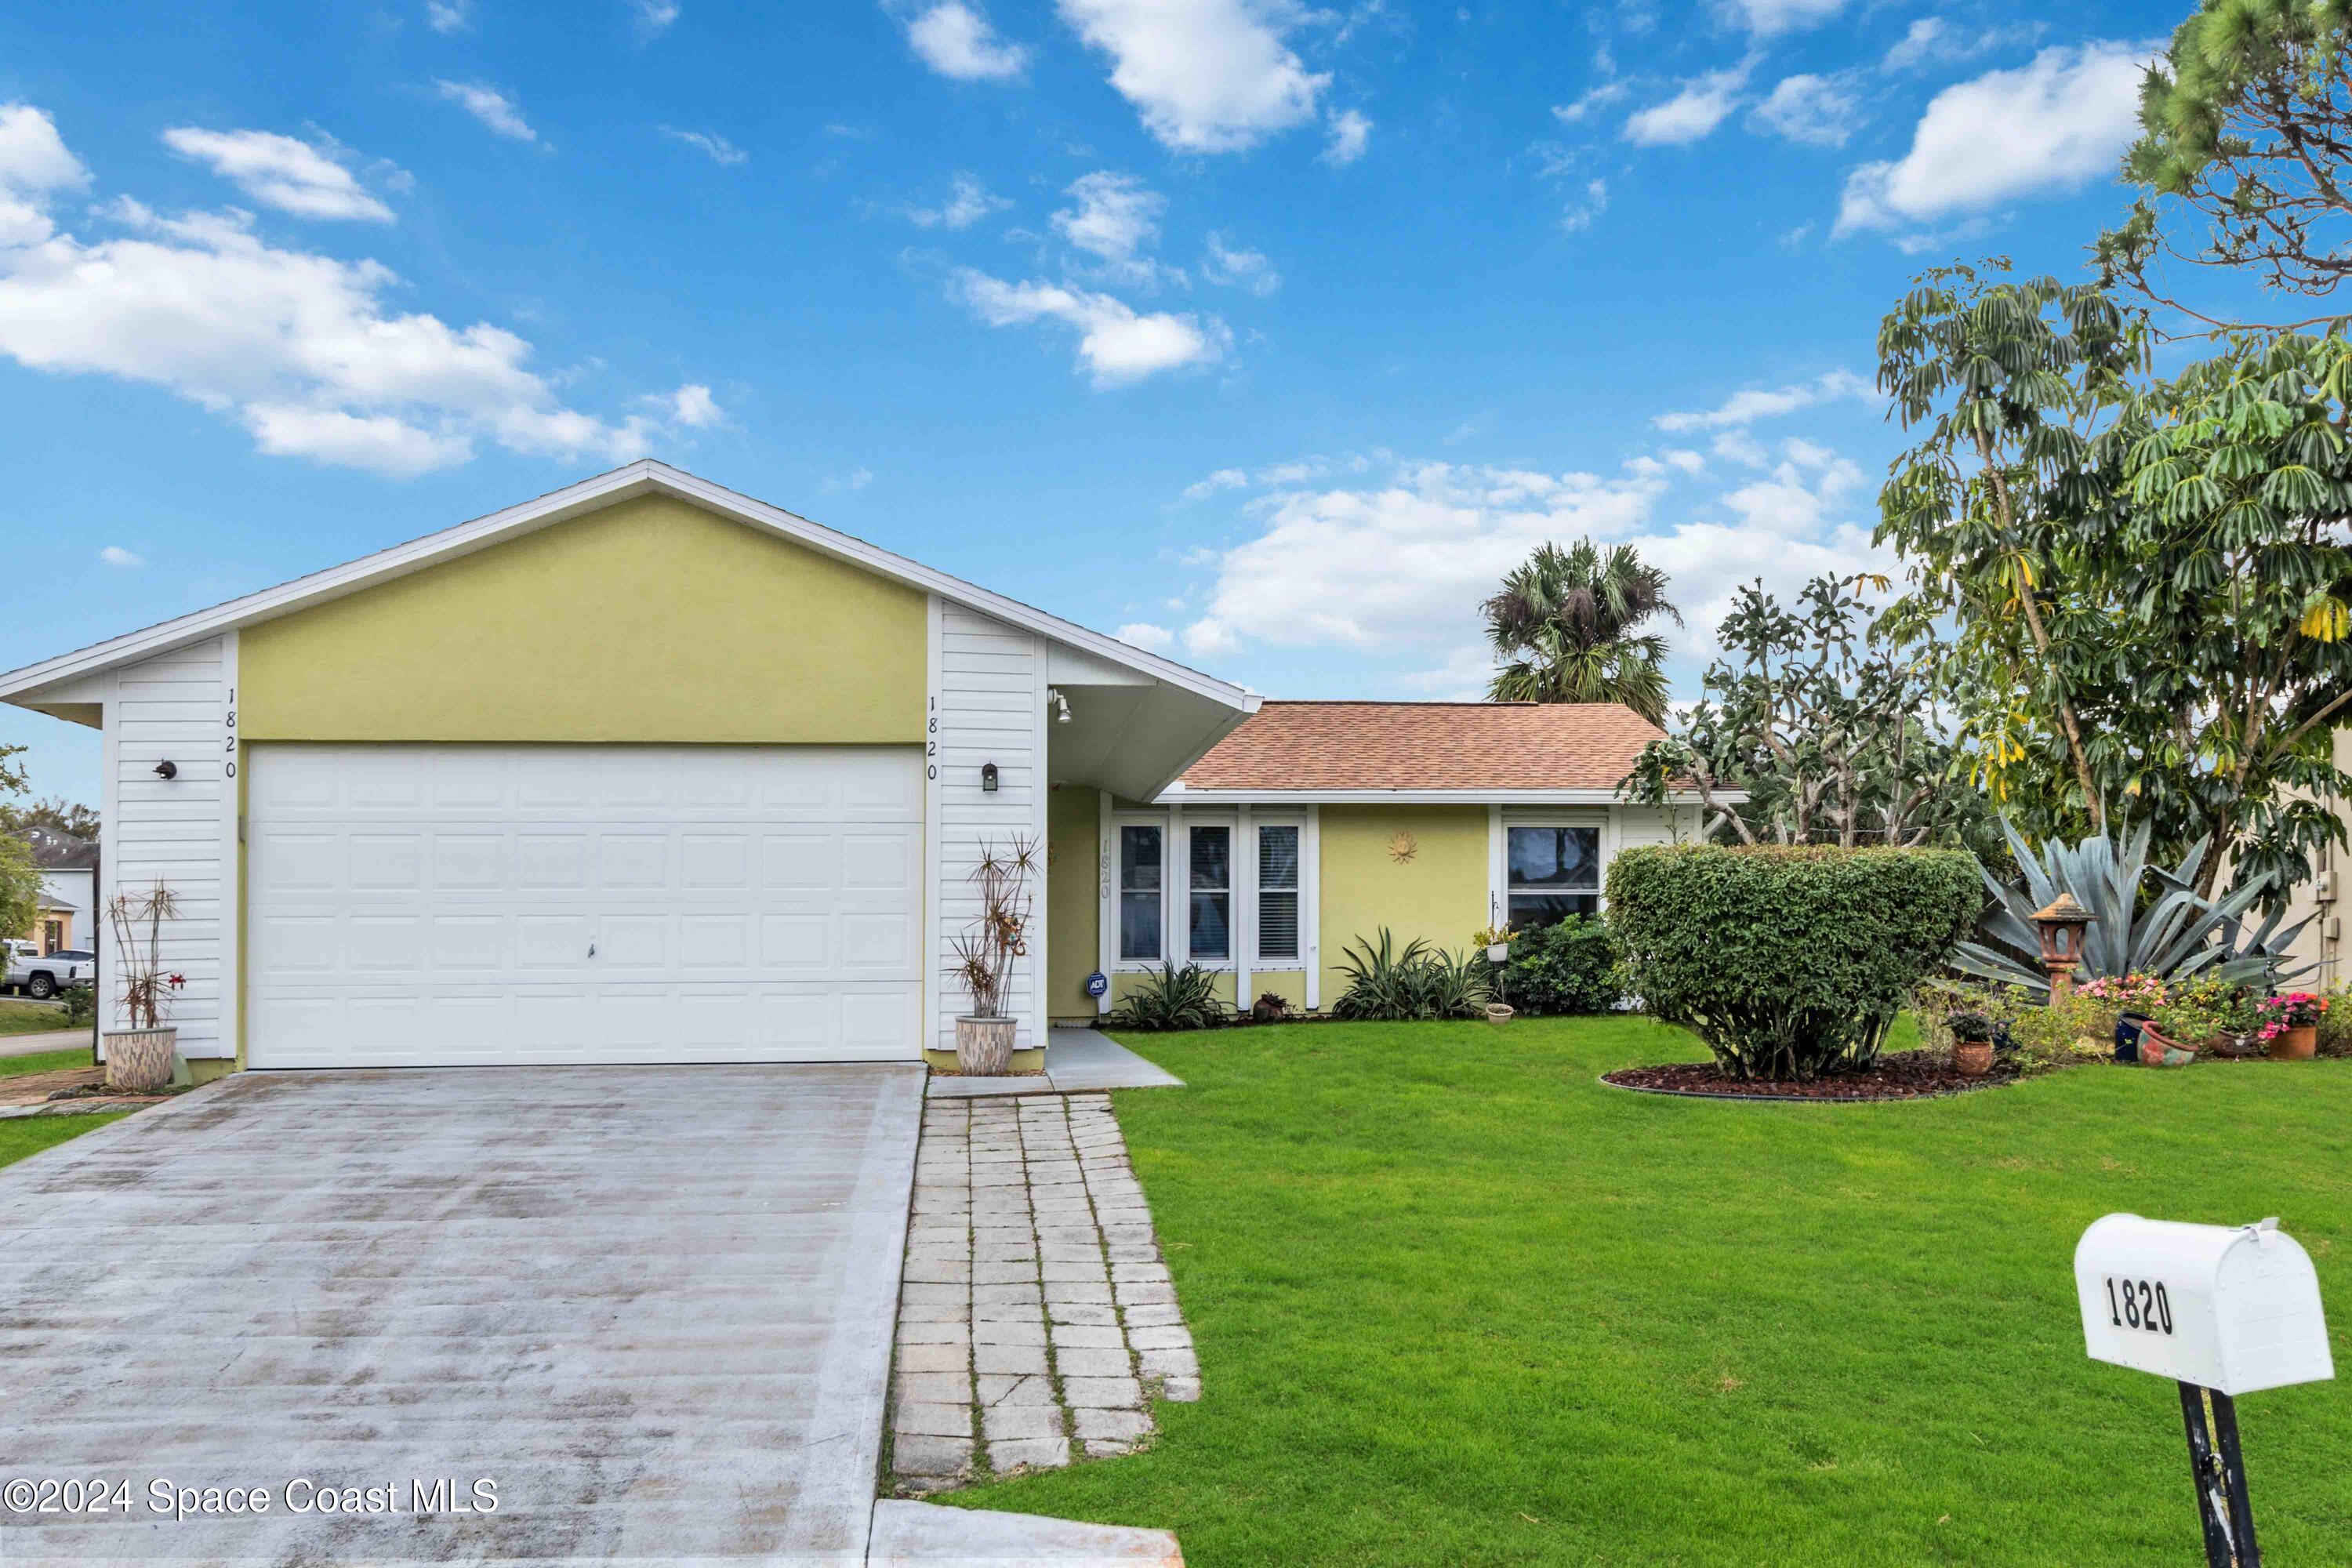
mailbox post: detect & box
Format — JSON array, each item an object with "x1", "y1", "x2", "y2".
[{"x1": 2074, "y1": 1215, "x2": 2334, "y2": 1567}]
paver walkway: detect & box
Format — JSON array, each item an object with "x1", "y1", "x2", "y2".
[{"x1": 891, "y1": 1092, "x2": 1200, "y2": 1491}]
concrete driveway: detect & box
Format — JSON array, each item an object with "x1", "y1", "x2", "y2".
[{"x1": 0, "y1": 1063, "x2": 922, "y2": 1566}]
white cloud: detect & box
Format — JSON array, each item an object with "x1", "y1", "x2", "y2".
[
  {"x1": 1183, "y1": 466, "x2": 1250, "y2": 499},
  {"x1": 825, "y1": 466, "x2": 876, "y2": 492},
  {"x1": 1715, "y1": 0, "x2": 1846, "y2": 38},
  {"x1": 1836, "y1": 42, "x2": 2152, "y2": 235},
  {"x1": 1653, "y1": 370, "x2": 1870, "y2": 430},
  {"x1": 1174, "y1": 455, "x2": 1891, "y2": 675},
  {"x1": 1882, "y1": 17, "x2": 1947, "y2": 71},
  {"x1": 435, "y1": 81, "x2": 541, "y2": 143},
  {"x1": 1624, "y1": 64, "x2": 1751, "y2": 147},
  {"x1": 425, "y1": 0, "x2": 470, "y2": 31},
  {"x1": 0, "y1": 104, "x2": 91, "y2": 248},
  {"x1": 902, "y1": 2, "x2": 1029, "y2": 81},
  {"x1": 1560, "y1": 176, "x2": 1608, "y2": 233},
  {"x1": 659, "y1": 127, "x2": 746, "y2": 165},
  {"x1": 1116, "y1": 621, "x2": 1175, "y2": 650},
  {"x1": 1052, "y1": 171, "x2": 1164, "y2": 285},
  {"x1": 97, "y1": 545, "x2": 143, "y2": 568},
  {"x1": 633, "y1": 0, "x2": 681, "y2": 34},
  {"x1": 664, "y1": 383, "x2": 721, "y2": 426},
  {"x1": 1399, "y1": 643, "x2": 1501, "y2": 700},
  {"x1": 1202, "y1": 231, "x2": 1280, "y2": 296},
  {"x1": 953, "y1": 270, "x2": 1226, "y2": 386},
  {"x1": 1321, "y1": 108, "x2": 1372, "y2": 166},
  {"x1": 1056, "y1": 0, "x2": 1327, "y2": 153},
  {"x1": 1552, "y1": 81, "x2": 1629, "y2": 125},
  {"x1": 908, "y1": 172, "x2": 1008, "y2": 229},
  {"x1": 162, "y1": 128, "x2": 394, "y2": 222},
  {"x1": 0, "y1": 114, "x2": 708, "y2": 477},
  {"x1": 1750, "y1": 74, "x2": 1858, "y2": 147}
]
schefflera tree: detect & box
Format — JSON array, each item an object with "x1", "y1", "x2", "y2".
[{"x1": 1608, "y1": 844, "x2": 1982, "y2": 1082}]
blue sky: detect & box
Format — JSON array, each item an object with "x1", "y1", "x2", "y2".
[{"x1": 0, "y1": 0, "x2": 2183, "y2": 806}]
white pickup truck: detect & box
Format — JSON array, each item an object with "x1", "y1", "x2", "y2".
[{"x1": 3, "y1": 941, "x2": 92, "y2": 1000}]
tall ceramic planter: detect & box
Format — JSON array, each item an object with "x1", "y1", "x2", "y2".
[
  {"x1": 104, "y1": 1027, "x2": 176, "y2": 1092},
  {"x1": 2270, "y1": 1024, "x2": 2319, "y2": 1061},
  {"x1": 956, "y1": 1015, "x2": 1017, "y2": 1076},
  {"x1": 2137, "y1": 1024, "x2": 2202, "y2": 1068}
]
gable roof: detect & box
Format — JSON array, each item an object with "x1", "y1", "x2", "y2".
[
  {"x1": 22, "y1": 826, "x2": 99, "y2": 869},
  {"x1": 0, "y1": 461, "x2": 1258, "y2": 717},
  {"x1": 1168, "y1": 700, "x2": 1673, "y2": 798}
]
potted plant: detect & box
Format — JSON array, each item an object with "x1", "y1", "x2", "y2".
[
  {"x1": 2081, "y1": 972, "x2": 2167, "y2": 1062},
  {"x1": 2140, "y1": 994, "x2": 2230, "y2": 1068},
  {"x1": 947, "y1": 838, "x2": 1036, "y2": 1075},
  {"x1": 1947, "y1": 1009, "x2": 1995, "y2": 1076},
  {"x1": 1474, "y1": 923, "x2": 1513, "y2": 964},
  {"x1": 104, "y1": 880, "x2": 185, "y2": 1093},
  {"x1": 2252, "y1": 991, "x2": 2327, "y2": 1061}
]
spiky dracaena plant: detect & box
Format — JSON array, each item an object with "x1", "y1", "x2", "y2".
[
  {"x1": 1955, "y1": 820, "x2": 2313, "y2": 996},
  {"x1": 948, "y1": 837, "x2": 1036, "y2": 1019}
]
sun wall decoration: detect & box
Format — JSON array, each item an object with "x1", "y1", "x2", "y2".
[{"x1": 1388, "y1": 831, "x2": 1418, "y2": 864}]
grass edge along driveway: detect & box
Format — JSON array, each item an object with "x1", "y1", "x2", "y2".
[{"x1": 943, "y1": 1015, "x2": 2352, "y2": 1568}]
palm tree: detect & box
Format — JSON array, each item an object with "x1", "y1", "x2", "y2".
[{"x1": 1483, "y1": 540, "x2": 1682, "y2": 722}]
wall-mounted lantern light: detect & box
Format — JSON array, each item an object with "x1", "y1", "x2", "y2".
[
  {"x1": 152, "y1": 760, "x2": 179, "y2": 781},
  {"x1": 981, "y1": 762, "x2": 1000, "y2": 793}
]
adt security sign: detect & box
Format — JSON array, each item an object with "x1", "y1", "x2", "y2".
[{"x1": 2074, "y1": 1214, "x2": 2333, "y2": 1567}]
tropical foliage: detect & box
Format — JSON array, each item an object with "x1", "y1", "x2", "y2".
[
  {"x1": 1483, "y1": 540, "x2": 1682, "y2": 723},
  {"x1": 1624, "y1": 572, "x2": 1984, "y2": 848},
  {"x1": 1492, "y1": 915, "x2": 1621, "y2": 1015},
  {"x1": 2096, "y1": 0, "x2": 2352, "y2": 332},
  {"x1": 1954, "y1": 821, "x2": 2312, "y2": 996},
  {"x1": 1607, "y1": 844, "x2": 1981, "y2": 1080},
  {"x1": 1108, "y1": 963, "x2": 1228, "y2": 1030},
  {"x1": 0, "y1": 745, "x2": 40, "y2": 947},
  {"x1": 1333, "y1": 930, "x2": 1493, "y2": 1021}
]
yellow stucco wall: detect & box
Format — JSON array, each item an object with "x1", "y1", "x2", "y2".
[
  {"x1": 240, "y1": 494, "x2": 927, "y2": 742},
  {"x1": 1047, "y1": 785, "x2": 1102, "y2": 1020},
  {"x1": 1318, "y1": 805, "x2": 1488, "y2": 1006}
]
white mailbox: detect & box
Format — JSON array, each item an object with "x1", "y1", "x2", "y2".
[{"x1": 2074, "y1": 1214, "x2": 2334, "y2": 1396}]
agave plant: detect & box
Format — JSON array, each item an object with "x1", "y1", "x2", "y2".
[
  {"x1": 1334, "y1": 929, "x2": 1493, "y2": 1021},
  {"x1": 1106, "y1": 963, "x2": 1227, "y2": 1030},
  {"x1": 1955, "y1": 821, "x2": 2313, "y2": 996}
]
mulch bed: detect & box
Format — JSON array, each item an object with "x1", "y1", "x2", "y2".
[{"x1": 1602, "y1": 1049, "x2": 2015, "y2": 1103}]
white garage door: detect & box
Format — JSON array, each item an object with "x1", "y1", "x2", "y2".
[{"x1": 246, "y1": 744, "x2": 924, "y2": 1068}]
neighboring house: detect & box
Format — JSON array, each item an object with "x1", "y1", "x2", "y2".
[
  {"x1": 0, "y1": 462, "x2": 1704, "y2": 1081},
  {"x1": 2275, "y1": 726, "x2": 2352, "y2": 988},
  {"x1": 16, "y1": 826, "x2": 96, "y2": 954}
]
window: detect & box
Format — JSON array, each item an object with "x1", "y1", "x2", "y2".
[
  {"x1": 1189, "y1": 825, "x2": 1232, "y2": 962},
  {"x1": 1508, "y1": 824, "x2": 1600, "y2": 928},
  {"x1": 42, "y1": 920, "x2": 62, "y2": 955},
  {"x1": 1119, "y1": 826, "x2": 1163, "y2": 961},
  {"x1": 1257, "y1": 823, "x2": 1300, "y2": 962}
]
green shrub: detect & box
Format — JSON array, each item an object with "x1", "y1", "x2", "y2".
[
  {"x1": 1108, "y1": 964, "x2": 1228, "y2": 1030},
  {"x1": 2005, "y1": 993, "x2": 2122, "y2": 1073},
  {"x1": 60, "y1": 984, "x2": 95, "y2": 1029},
  {"x1": 1608, "y1": 844, "x2": 1982, "y2": 1080},
  {"x1": 1494, "y1": 916, "x2": 1621, "y2": 1015},
  {"x1": 1334, "y1": 930, "x2": 1493, "y2": 1021}
]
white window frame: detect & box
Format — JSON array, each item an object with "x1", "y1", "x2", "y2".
[
  {"x1": 1112, "y1": 815, "x2": 1171, "y2": 968},
  {"x1": 1185, "y1": 819, "x2": 1237, "y2": 967},
  {"x1": 1248, "y1": 816, "x2": 1307, "y2": 971},
  {"x1": 1491, "y1": 809, "x2": 1613, "y2": 930}
]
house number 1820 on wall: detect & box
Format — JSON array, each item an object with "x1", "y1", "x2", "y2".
[{"x1": 2104, "y1": 1276, "x2": 2175, "y2": 1336}]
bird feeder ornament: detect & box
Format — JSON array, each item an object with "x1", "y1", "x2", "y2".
[{"x1": 2032, "y1": 891, "x2": 2095, "y2": 999}]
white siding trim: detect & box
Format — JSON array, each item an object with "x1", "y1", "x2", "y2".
[
  {"x1": 219, "y1": 631, "x2": 241, "y2": 1062},
  {"x1": 923, "y1": 595, "x2": 944, "y2": 1052},
  {"x1": 1236, "y1": 802, "x2": 1252, "y2": 1007},
  {"x1": 1486, "y1": 803, "x2": 1505, "y2": 931},
  {"x1": 1303, "y1": 804, "x2": 1321, "y2": 1011},
  {"x1": 931, "y1": 601, "x2": 1044, "y2": 1051},
  {"x1": 1095, "y1": 789, "x2": 1113, "y2": 1015},
  {"x1": 1031, "y1": 630, "x2": 1051, "y2": 1054}
]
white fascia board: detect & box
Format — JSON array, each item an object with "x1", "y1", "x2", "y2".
[
  {"x1": 0, "y1": 460, "x2": 1264, "y2": 717},
  {"x1": 1155, "y1": 786, "x2": 1743, "y2": 806}
]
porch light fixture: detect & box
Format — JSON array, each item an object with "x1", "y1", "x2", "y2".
[
  {"x1": 152, "y1": 760, "x2": 178, "y2": 781},
  {"x1": 2031, "y1": 891, "x2": 2094, "y2": 1000},
  {"x1": 1047, "y1": 688, "x2": 1072, "y2": 725},
  {"x1": 981, "y1": 762, "x2": 1000, "y2": 793}
]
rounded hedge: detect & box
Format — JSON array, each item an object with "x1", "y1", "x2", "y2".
[{"x1": 1607, "y1": 844, "x2": 1982, "y2": 1081}]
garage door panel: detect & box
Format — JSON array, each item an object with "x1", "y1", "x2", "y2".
[{"x1": 248, "y1": 744, "x2": 924, "y2": 1068}]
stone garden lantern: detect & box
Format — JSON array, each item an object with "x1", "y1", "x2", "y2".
[{"x1": 2032, "y1": 891, "x2": 2095, "y2": 1000}]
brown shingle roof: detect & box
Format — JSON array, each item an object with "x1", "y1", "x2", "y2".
[{"x1": 1174, "y1": 701, "x2": 1668, "y2": 793}]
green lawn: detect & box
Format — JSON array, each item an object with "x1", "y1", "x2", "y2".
[
  {"x1": 0, "y1": 999, "x2": 75, "y2": 1036},
  {"x1": 0, "y1": 1112, "x2": 124, "y2": 1171},
  {"x1": 0, "y1": 1047, "x2": 94, "y2": 1080},
  {"x1": 948, "y1": 1016, "x2": 2352, "y2": 1566}
]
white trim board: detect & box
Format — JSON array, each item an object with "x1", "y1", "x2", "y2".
[
  {"x1": 1158, "y1": 787, "x2": 1734, "y2": 805},
  {"x1": 0, "y1": 461, "x2": 1261, "y2": 719}
]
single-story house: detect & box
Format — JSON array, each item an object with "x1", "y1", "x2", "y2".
[
  {"x1": 0, "y1": 463, "x2": 1700, "y2": 1080},
  {"x1": 16, "y1": 826, "x2": 96, "y2": 953}
]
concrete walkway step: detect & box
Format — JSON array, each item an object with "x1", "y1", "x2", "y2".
[
  {"x1": 927, "y1": 1029, "x2": 1183, "y2": 1100},
  {"x1": 869, "y1": 1501, "x2": 1181, "y2": 1566}
]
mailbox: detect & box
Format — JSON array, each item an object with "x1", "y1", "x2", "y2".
[{"x1": 2074, "y1": 1214, "x2": 2333, "y2": 1397}]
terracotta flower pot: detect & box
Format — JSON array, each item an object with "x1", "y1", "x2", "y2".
[
  {"x1": 2269, "y1": 1024, "x2": 2319, "y2": 1062},
  {"x1": 1952, "y1": 1039, "x2": 1994, "y2": 1076},
  {"x1": 954, "y1": 1015, "x2": 1016, "y2": 1076},
  {"x1": 103, "y1": 1027, "x2": 176, "y2": 1093},
  {"x1": 1485, "y1": 1003, "x2": 1515, "y2": 1026},
  {"x1": 2137, "y1": 1024, "x2": 2201, "y2": 1068}
]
